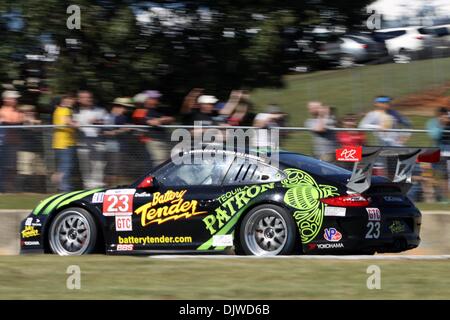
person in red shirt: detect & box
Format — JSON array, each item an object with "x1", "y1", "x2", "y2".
[
  {"x1": 336, "y1": 114, "x2": 366, "y2": 170},
  {"x1": 336, "y1": 113, "x2": 366, "y2": 147}
]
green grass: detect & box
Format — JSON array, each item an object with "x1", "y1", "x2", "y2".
[
  {"x1": 0, "y1": 194, "x2": 50, "y2": 210},
  {"x1": 251, "y1": 57, "x2": 450, "y2": 125},
  {"x1": 416, "y1": 202, "x2": 450, "y2": 211},
  {"x1": 0, "y1": 255, "x2": 448, "y2": 299}
]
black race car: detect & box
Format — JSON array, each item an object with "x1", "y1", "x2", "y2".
[{"x1": 20, "y1": 146, "x2": 439, "y2": 256}]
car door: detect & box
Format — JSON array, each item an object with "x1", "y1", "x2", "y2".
[{"x1": 129, "y1": 154, "x2": 234, "y2": 251}]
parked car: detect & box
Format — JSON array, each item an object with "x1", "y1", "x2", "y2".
[
  {"x1": 317, "y1": 34, "x2": 387, "y2": 68},
  {"x1": 420, "y1": 25, "x2": 450, "y2": 59},
  {"x1": 373, "y1": 27, "x2": 434, "y2": 63}
]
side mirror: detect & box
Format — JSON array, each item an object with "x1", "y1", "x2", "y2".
[{"x1": 137, "y1": 176, "x2": 156, "y2": 189}]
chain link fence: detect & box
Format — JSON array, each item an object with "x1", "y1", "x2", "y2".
[{"x1": 0, "y1": 125, "x2": 448, "y2": 203}]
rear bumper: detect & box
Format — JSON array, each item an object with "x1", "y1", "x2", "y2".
[
  {"x1": 305, "y1": 206, "x2": 422, "y2": 254},
  {"x1": 347, "y1": 232, "x2": 420, "y2": 253}
]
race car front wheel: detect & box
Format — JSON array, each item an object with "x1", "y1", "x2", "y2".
[
  {"x1": 48, "y1": 208, "x2": 97, "y2": 255},
  {"x1": 239, "y1": 205, "x2": 297, "y2": 256}
]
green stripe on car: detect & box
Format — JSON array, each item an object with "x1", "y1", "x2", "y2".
[
  {"x1": 56, "y1": 188, "x2": 103, "y2": 210},
  {"x1": 41, "y1": 190, "x2": 86, "y2": 216},
  {"x1": 33, "y1": 193, "x2": 63, "y2": 215}
]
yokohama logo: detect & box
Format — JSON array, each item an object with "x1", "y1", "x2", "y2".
[{"x1": 317, "y1": 243, "x2": 344, "y2": 249}]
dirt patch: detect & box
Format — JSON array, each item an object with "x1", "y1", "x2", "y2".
[{"x1": 393, "y1": 83, "x2": 450, "y2": 116}]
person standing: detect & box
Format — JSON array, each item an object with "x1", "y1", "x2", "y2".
[
  {"x1": 359, "y1": 97, "x2": 395, "y2": 146},
  {"x1": 359, "y1": 96, "x2": 411, "y2": 178},
  {"x1": 104, "y1": 97, "x2": 134, "y2": 185},
  {"x1": 17, "y1": 105, "x2": 47, "y2": 191},
  {"x1": 359, "y1": 96, "x2": 410, "y2": 146},
  {"x1": 304, "y1": 101, "x2": 337, "y2": 162},
  {"x1": 52, "y1": 95, "x2": 77, "y2": 192},
  {"x1": 132, "y1": 90, "x2": 174, "y2": 169},
  {"x1": 336, "y1": 114, "x2": 366, "y2": 147},
  {"x1": 73, "y1": 90, "x2": 109, "y2": 188},
  {"x1": 426, "y1": 107, "x2": 450, "y2": 201},
  {"x1": 253, "y1": 105, "x2": 287, "y2": 149},
  {"x1": 0, "y1": 90, "x2": 24, "y2": 191},
  {"x1": 336, "y1": 114, "x2": 366, "y2": 170}
]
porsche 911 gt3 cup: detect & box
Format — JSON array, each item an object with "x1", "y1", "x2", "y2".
[{"x1": 20, "y1": 146, "x2": 439, "y2": 256}]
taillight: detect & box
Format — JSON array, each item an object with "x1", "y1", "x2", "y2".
[
  {"x1": 361, "y1": 44, "x2": 368, "y2": 49},
  {"x1": 320, "y1": 194, "x2": 370, "y2": 207},
  {"x1": 416, "y1": 35, "x2": 424, "y2": 40}
]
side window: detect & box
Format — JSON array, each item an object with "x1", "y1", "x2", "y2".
[
  {"x1": 391, "y1": 30, "x2": 406, "y2": 37},
  {"x1": 435, "y1": 27, "x2": 449, "y2": 37},
  {"x1": 154, "y1": 157, "x2": 233, "y2": 186},
  {"x1": 223, "y1": 160, "x2": 285, "y2": 185},
  {"x1": 374, "y1": 30, "x2": 406, "y2": 41}
]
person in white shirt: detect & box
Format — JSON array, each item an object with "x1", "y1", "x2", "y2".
[
  {"x1": 73, "y1": 91, "x2": 109, "y2": 188},
  {"x1": 304, "y1": 101, "x2": 337, "y2": 162},
  {"x1": 359, "y1": 96, "x2": 402, "y2": 147}
]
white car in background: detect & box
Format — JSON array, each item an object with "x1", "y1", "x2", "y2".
[
  {"x1": 421, "y1": 25, "x2": 450, "y2": 58},
  {"x1": 373, "y1": 27, "x2": 433, "y2": 63}
]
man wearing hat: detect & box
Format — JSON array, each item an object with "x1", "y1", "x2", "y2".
[
  {"x1": 181, "y1": 89, "x2": 220, "y2": 126},
  {"x1": 0, "y1": 90, "x2": 23, "y2": 123},
  {"x1": 359, "y1": 95, "x2": 411, "y2": 146},
  {"x1": 377, "y1": 96, "x2": 411, "y2": 130},
  {"x1": 102, "y1": 97, "x2": 134, "y2": 184},
  {"x1": 132, "y1": 90, "x2": 174, "y2": 168},
  {"x1": 359, "y1": 96, "x2": 412, "y2": 178}
]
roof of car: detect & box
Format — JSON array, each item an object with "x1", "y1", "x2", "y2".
[{"x1": 186, "y1": 145, "x2": 304, "y2": 163}]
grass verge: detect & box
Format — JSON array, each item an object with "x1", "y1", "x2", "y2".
[{"x1": 0, "y1": 255, "x2": 449, "y2": 299}]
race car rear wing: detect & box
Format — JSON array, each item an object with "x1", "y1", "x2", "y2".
[{"x1": 338, "y1": 146, "x2": 441, "y2": 194}]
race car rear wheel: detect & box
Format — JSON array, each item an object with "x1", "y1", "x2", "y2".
[
  {"x1": 48, "y1": 208, "x2": 97, "y2": 256},
  {"x1": 239, "y1": 205, "x2": 296, "y2": 256}
]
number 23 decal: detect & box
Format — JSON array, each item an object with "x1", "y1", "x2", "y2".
[
  {"x1": 102, "y1": 189, "x2": 135, "y2": 216},
  {"x1": 365, "y1": 222, "x2": 381, "y2": 239}
]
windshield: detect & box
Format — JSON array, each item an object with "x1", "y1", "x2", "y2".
[{"x1": 280, "y1": 153, "x2": 351, "y2": 177}]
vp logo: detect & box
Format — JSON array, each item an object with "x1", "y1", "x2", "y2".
[{"x1": 323, "y1": 228, "x2": 342, "y2": 242}]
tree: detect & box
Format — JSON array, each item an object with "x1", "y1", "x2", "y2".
[{"x1": 1, "y1": 0, "x2": 372, "y2": 108}]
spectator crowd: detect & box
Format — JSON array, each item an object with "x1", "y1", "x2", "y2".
[{"x1": 0, "y1": 88, "x2": 449, "y2": 203}]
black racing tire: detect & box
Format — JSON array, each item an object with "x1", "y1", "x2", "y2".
[
  {"x1": 48, "y1": 207, "x2": 97, "y2": 256},
  {"x1": 238, "y1": 204, "x2": 297, "y2": 256}
]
